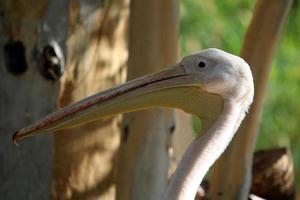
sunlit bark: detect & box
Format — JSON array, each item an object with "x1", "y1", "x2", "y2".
[{"x1": 53, "y1": 0, "x2": 129, "y2": 199}]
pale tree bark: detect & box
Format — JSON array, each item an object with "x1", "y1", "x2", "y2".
[
  {"x1": 53, "y1": 0, "x2": 129, "y2": 199},
  {"x1": 117, "y1": 1, "x2": 179, "y2": 200},
  {"x1": 209, "y1": 0, "x2": 293, "y2": 199},
  {"x1": 173, "y1": 110, "x2": 194, "y2": 163},
  {"x1": 0, "y1": 0, "x2": 68, "y2": 199},
  {"x1": 0, "y1": 0, "x2": 129, "y2": 200}
]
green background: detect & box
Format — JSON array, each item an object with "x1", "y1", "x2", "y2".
[{"x1": 180, "y1": 0, "x2": 300, "y2": 187}]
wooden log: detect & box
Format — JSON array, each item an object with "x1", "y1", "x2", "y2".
[{"x1": 251, "y1": 148, "x2": 296, "y2": 200}]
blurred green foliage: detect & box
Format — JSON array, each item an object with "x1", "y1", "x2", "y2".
[{"x1": 180, "y1": 0, "x2": 300, "y2": 187}]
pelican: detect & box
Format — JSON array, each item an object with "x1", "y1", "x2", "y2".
[{"x1": 13, "y1": 48, "x2": 254, "y2": 200}]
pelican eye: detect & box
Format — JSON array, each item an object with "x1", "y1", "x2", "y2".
[{"x1": 198, "y1": 61, "x2": 206, "y2": 68}]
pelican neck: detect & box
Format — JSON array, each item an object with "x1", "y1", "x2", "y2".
[{"x1": 164, "y1": 100, "x2": 246, "y2": 200}]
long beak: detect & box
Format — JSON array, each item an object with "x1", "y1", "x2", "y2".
[{"x1": 13, "y1": 64, "x2": 223, "y2": 143}]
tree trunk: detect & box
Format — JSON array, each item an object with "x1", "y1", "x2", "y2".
[
  {"x1": 0, "y1": 0, "x2": 129, "y2": 199},
  {"x1": 116, "y1": 1, "x2": 179, "y2": 199},
  {"x1": 53, "y1": 0, "x2": 129, "y2": 199},
  {"x1": 209, "y1": 0, "x2": 293, "y2": 199},
  {"x1": 0, "y1": 0, "x2": 68, "y2": 199}
]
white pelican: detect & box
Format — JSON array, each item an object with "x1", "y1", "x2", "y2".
[{"x1": 13, "y1": 48, "x2": 254, "y2": 200}]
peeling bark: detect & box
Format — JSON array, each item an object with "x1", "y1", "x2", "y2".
[{"x1": 0, "y1": 0, "x2": 66, "y2": 199}]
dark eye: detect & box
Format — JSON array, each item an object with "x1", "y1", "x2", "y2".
[{"x1": 198, "y1": 61, "x2": 206, "y2": 68}]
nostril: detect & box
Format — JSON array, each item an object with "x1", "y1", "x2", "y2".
[{"x1": 3, "y1": 39, "x2": 28, "y2": 75}]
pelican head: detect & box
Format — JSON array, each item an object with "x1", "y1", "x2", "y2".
[
  {"x1": 181, "y1": 48, "x2": 253, "y2": 102},
  {"x1": 13, "y1": 48, "x2": 253, "y2": 147}
]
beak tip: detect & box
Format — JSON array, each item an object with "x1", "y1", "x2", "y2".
[{"x1": 12, "y1": 131, "x2": 20, "y2": 146}]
